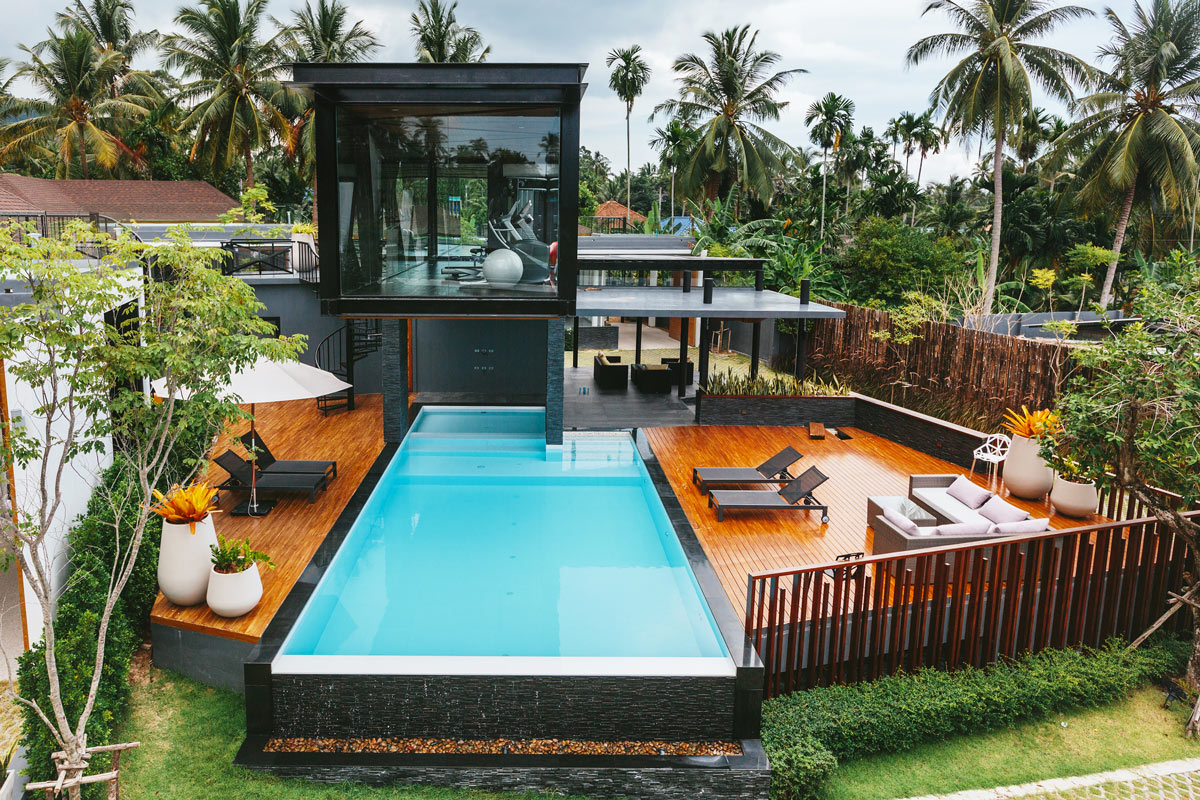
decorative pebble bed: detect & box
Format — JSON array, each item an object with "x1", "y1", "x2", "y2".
[{"x1": 264, "y1": 737, "x2": 744, "y2": 756}]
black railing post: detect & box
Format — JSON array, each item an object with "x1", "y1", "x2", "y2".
[
  {"x1": 750, "y1": 321, "x2": 761, "y2": 379},
  {"x1": 345, "y1": 323, "x2": 356, "y2": 411},
  {"x1": 677, "y1": 316, "x2": 690, "y2": 398}
]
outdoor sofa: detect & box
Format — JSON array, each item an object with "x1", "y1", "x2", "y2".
[
  {"x1": 631, "y1": 363, "x2": 673, "y2": 394},
  {"x1": 593, "y1": 354, "x2": 629, "y2": 390}
]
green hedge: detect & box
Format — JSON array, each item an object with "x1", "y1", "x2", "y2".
[
  {"x1": 763, "y1": 640, "x2": 1187, "y2": 766},
  {"x1": 17, "y1": 416, "x2": 216, "y2": 791},
  {"x1": 769, "y1": 735, "x2": 838, "y2": 800}
]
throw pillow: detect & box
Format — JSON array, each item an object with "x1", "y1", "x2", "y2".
[
  {"x1": 882, "y1": 507, "x2": 920, "y2": 536},
  {"x1": 989, "y1": 518, "x2": 1051, "y2": 535},
  {"x1": 945, "y1": 475, "x2": 992, "y2": 509},
  {"x1": 934, "y1": 520, "x2": 991, "y2": 537},
  {"x1": 978, "y1": 495, "x2": 1031, "y2": 524}
]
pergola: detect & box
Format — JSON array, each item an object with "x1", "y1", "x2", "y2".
[{"x1": 572, "y1": 254, "x2": 846, "y2": 397}]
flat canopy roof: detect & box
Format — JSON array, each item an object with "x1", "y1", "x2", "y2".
[{"x1": 575, "y1": 287, "x2": 846, "y2": 320}]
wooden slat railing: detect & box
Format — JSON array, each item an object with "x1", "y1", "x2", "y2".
[{"x1": 746, "y1": 509, "x2": 1199, "y2": 698}]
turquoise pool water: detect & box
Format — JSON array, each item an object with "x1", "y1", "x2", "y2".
[{"x1": 277, "y1": 407, "x2": 729, "y2": 668}]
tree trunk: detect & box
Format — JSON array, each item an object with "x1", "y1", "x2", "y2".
[
  {"x1": 984, "y1": 131, "x2": 1004, "y2": 313},
  {"x1": 819, "y1": 147, "x2": 828, "y2": 240},
  {"x1": 911, "y1": 150, "x2": 926, "y2": 225},
  {"x1": 625, "y1": 105, "x2": 632, "y2": 230},
  {"x1": 1101, "y1": 179, "x2": 1137, "y2": 309},
  {"x1": 77, "y1": 127, "x2": 89, "y2": 180},
  {"x1": 670, "y1": 173, "x2": 675, "y2": 222},
  {"x1": 244, "y1": 144, "x2": 255, "y2": 190},
  {"x1": 312, "y1": 173, "x2": 319, "y2": 229},
  {"x1": 1186, "y1": 548, "x2": 1200, "y2": 737}
]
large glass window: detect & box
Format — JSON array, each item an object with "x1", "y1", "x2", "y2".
[{"x1": 336, "y1": 105, "x2": 561, "y2": 299}]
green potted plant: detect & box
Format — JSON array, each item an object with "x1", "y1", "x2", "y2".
[
  {"x1": 1047, "y1": 457, "x2": 1101, "y2": 519},
  {"x1": 207, "y1": 535, "x2": 275, "y2": 618}
]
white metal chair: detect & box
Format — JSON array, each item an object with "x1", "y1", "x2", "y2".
[{"x1": 971, "y1": 433, "x2": 1011, "y2": 488}]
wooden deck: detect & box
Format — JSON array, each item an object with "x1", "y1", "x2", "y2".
[
  {"x1": 644, "y1": 425, "x2": 1105, "y2": 613},
  {"x1": 149, "y1": 394, "x2": 383, "y2": 643}
]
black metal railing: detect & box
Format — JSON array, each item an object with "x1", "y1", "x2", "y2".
[
  {"x1": 0, "y1": 211, "x2": 140, "y2": 256},
  {"x1": 314, "y1": 318, "x2": 383, "y2": 414},
  {"x1": 219, "y1": 240, "x2": 293, "y2": 275},
  {"x1": 295, "y1": 239, "x2": 319, "y2": 286}
]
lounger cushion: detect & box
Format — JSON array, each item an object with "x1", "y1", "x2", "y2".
[
  {"x1": 989, "y1": 517, "x2": 1050, "y2": 535},
  {"x1": 946, "y1": 475, "x2": 992, "y2": 509},
  {"x1": 883, "y1": 507, "x2": 920, "y2": 536},
  {"x1": 911, "y1": 487, "x2": 990, "y2": 527},
  {"x1": 978, "y1": 495, "x2": 1030, "y2": 524},
  {"x1": 935, "y1": 520, "x2": 992, "y2": 537}
]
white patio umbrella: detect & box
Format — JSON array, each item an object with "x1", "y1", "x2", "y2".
[{"x1": 152, "y1": 357, "x2": 351, "y2": 516}]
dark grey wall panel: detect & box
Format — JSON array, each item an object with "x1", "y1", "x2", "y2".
[
  {"x1": 151, "y1": 623, "x2": 255, "y2": 693},
  {"x1": 696, "y1": 395, "x2": 857, "y2": 428},
  {"x1": 246, "y1": 278, "x2": 382, "y2": 394},
  {"x1": 412, "y1": 319, "x2": 549, "y2": 396},
  {"x1": 381, "y1": 320, "x2": 409, "y2": 443},
  {"x1": 545, "y1": 319, "x2": 564, "y2": 444},
  {"x1": 270, "y1": 673, "x2": 736, "y2": 741}
]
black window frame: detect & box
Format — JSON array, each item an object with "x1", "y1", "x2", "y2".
[{"x1": 295, "y1": 63, "x2": 585, "y2": 318}]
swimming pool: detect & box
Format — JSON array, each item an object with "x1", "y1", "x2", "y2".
[{"x1": 274, "y1": 406, "x2": 732, "y2": 677}]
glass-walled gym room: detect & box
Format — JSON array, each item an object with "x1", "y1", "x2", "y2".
[{"x1": 336, "y1": 105, "x2": 561, "y2": 300}]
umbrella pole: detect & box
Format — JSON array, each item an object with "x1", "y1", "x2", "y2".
[{"x1": 249, "y1": 403, "x2": 258, "y2": 514}]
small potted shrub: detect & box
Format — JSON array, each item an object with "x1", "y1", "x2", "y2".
[
  {"x1": 1001, "y1": 406, "x2": 1060, "y2": 500},
  {"x1": 1048, "y1": 458, "x2": 1100, "y2": 519},
  {"x1": 207, "y1": 535, "x2": 275, "y2": 618},
  {"x1": 152, "y1": 484, "x2": 219, "y2": 606}
]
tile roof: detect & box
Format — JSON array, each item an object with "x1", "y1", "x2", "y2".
[
  {"x1": 0, "y1": 174, "x2": 237, "y2": 222},
  {"x1": 593, "y1": 199, "x2": 647, "y2": 223}
]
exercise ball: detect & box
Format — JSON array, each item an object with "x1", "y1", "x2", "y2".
[{"x1": 482, "y1": 249, "x2": 523, "y2": 286}]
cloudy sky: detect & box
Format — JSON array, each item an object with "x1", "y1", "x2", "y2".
[{"x1": 5, "y1": 0, "x2": 1122, "y2": 184}]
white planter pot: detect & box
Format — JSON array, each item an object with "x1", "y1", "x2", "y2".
[
  {"x1": 1051, "y1": 476, "x2": 1098, "y2": 519},
  {"x1": 157, "y1": 516, "x2": 218, "y2": 606},
  {"x1": 206, "y1": 564, "x2": 263, "y2": 618},
  {"x1": 1003, "y1": 435, "x2": 1055, "y2": 500}
]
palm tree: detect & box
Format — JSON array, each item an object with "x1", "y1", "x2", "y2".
[
  {"x1": 654, "y1": 25, "x2": 806, "y2": 206},
  {"x1": 909, "y1": 112, "x2": 944, "y2": 221},
  {"x1": 805, "y1": 92, "x2": 855, "y2": 239},
  {"x1": 0, "y1": 28, "x2": 150, "y2": 178},
  {"x1": 650, "y1": 118, "x2": 701, "y2": 219},
  {"x1": 884, "y1": 116, "x2": 903, "y2": 160},
  {"x1": 410, "y1": 0, "x2": 489, "y2": 63},
  {"x1": 276, "y1": 0, "x2": 379, "y2": 222},
  {"x1": 1014, "y1": 106, "x2": 1052, "y2": 170},
  {"x1": 896, "y1": 110, "x2": 921, "y2": 174},
  {"x1": 1067, "y1": 0, "x2": 1200, "y2": 308},
  {"x1": 56, "y1": 0, "x2": 157, "y2": 79},
  {"x1": 606, "y1": 45, "x2": 651, "y2": 228},
  {"x1": 907, "y1": 0, "x2": 1093, "y2": 313},
  {"x1": 163, "y1": 0, "x2": 290, "y2": 189}
]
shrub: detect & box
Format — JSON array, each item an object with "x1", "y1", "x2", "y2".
[
  {"x1": 702, "y1": 369, "x2": 850, "y2": 397},
  {"x1": 839, "y1": 216, "x2": 966, "y2": 307},
  {"x1": 769, "y1": 735, "x2": 838, "y2": 800},
  {"x1": 762, "y1": 640, "x2": 1186, "y2": 763}
]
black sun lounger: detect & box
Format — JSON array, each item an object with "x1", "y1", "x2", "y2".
[
  {"x1": 692, "y1": 446, "x2": 803, "y2": 495},
  {"x1": 708, "y1": 465, "x2": 830, "y2": 523},
  {"x1": 214, "y1": 451, "x2": 329, "y2": 504},
  {"x1": 240, "y1": 431, "x2": 337, "y2": 479}
]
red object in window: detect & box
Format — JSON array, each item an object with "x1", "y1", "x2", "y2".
[{"x1": 549, "y1": 241, "x2": 558, "y2": 266}]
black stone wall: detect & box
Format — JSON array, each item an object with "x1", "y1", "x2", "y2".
[
  {"x1": 576, "y1": 323, "x2": 619, "y2": 349},
  {"x1": 695, "y1": 395, "x2": 857, "y2": 428},
  {"x1": 854, "y1": 395, "x2": 982, "y2": 468},
  {"x1": 269, "y1": 673, "x2": 737, "y2": 741}
]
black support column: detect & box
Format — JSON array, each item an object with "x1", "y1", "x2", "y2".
[
  {"x1": 546, "y1": 318, "x2": 564, "y2": 445},
  {"x1": 634, "y1": 318, "x2": 643, "y2": 365},
  {"x1": 381, "y1": 319, "x2": 409, "y2": 443},
  {"x1": 750, "y1": 321, "x2": 761, "y2": 379},
  {"x1": 698, "y1": 318, "x2": 711, "y2": 390},
  {"x1": 571, "y1": 316, "x2": 580, "y2": 368},
  {"x1": 677, "y1": 316, "x2": 689, "y2": 398}
]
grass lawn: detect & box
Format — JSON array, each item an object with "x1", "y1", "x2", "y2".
[
  {"x1": 827, "y1": 687, "x2": 1200, "y2": 800},
  {"x1": 117, "y1": 666, "x2": 594, "y2": 800}
]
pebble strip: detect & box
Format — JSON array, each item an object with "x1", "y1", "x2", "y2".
[{"x1": 264, "y1": 737, "x2": 743, "y2": 756}]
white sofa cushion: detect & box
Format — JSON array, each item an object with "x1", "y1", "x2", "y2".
[
  {"x1": 935, "y1": 520, "x2": 992, "y2": 537},
  {"x1": 978, "y1": 495, "x2": 1030, "y2": 524},
  {"x1": 911, "y1": 487, "x2": 991, "y2": 527},
  {"x1": 946, "y1": 475, "x2": 992, "y2": 509},
  {"x1": 990, "y1": 517, "x2": 1050, "y2": 535},
  {"x1": 883, "y1": 507, "x2": 920, "y2": 536}
]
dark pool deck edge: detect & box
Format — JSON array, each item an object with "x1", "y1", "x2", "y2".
[{"x1": 635, "y1": 428, "x2": 765, "y2": 740}]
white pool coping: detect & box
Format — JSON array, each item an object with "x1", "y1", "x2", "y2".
[{"x1": 271, "y1": 655, "x2": 737, "y2": 677}]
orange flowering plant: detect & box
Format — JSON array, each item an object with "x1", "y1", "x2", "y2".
[
  {"x1": 150, "y1": 484, "x2": 219, "y2": 532},
  {"x1": 1002, "y1": 406, "x2": 1061, "y2": 439}
]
